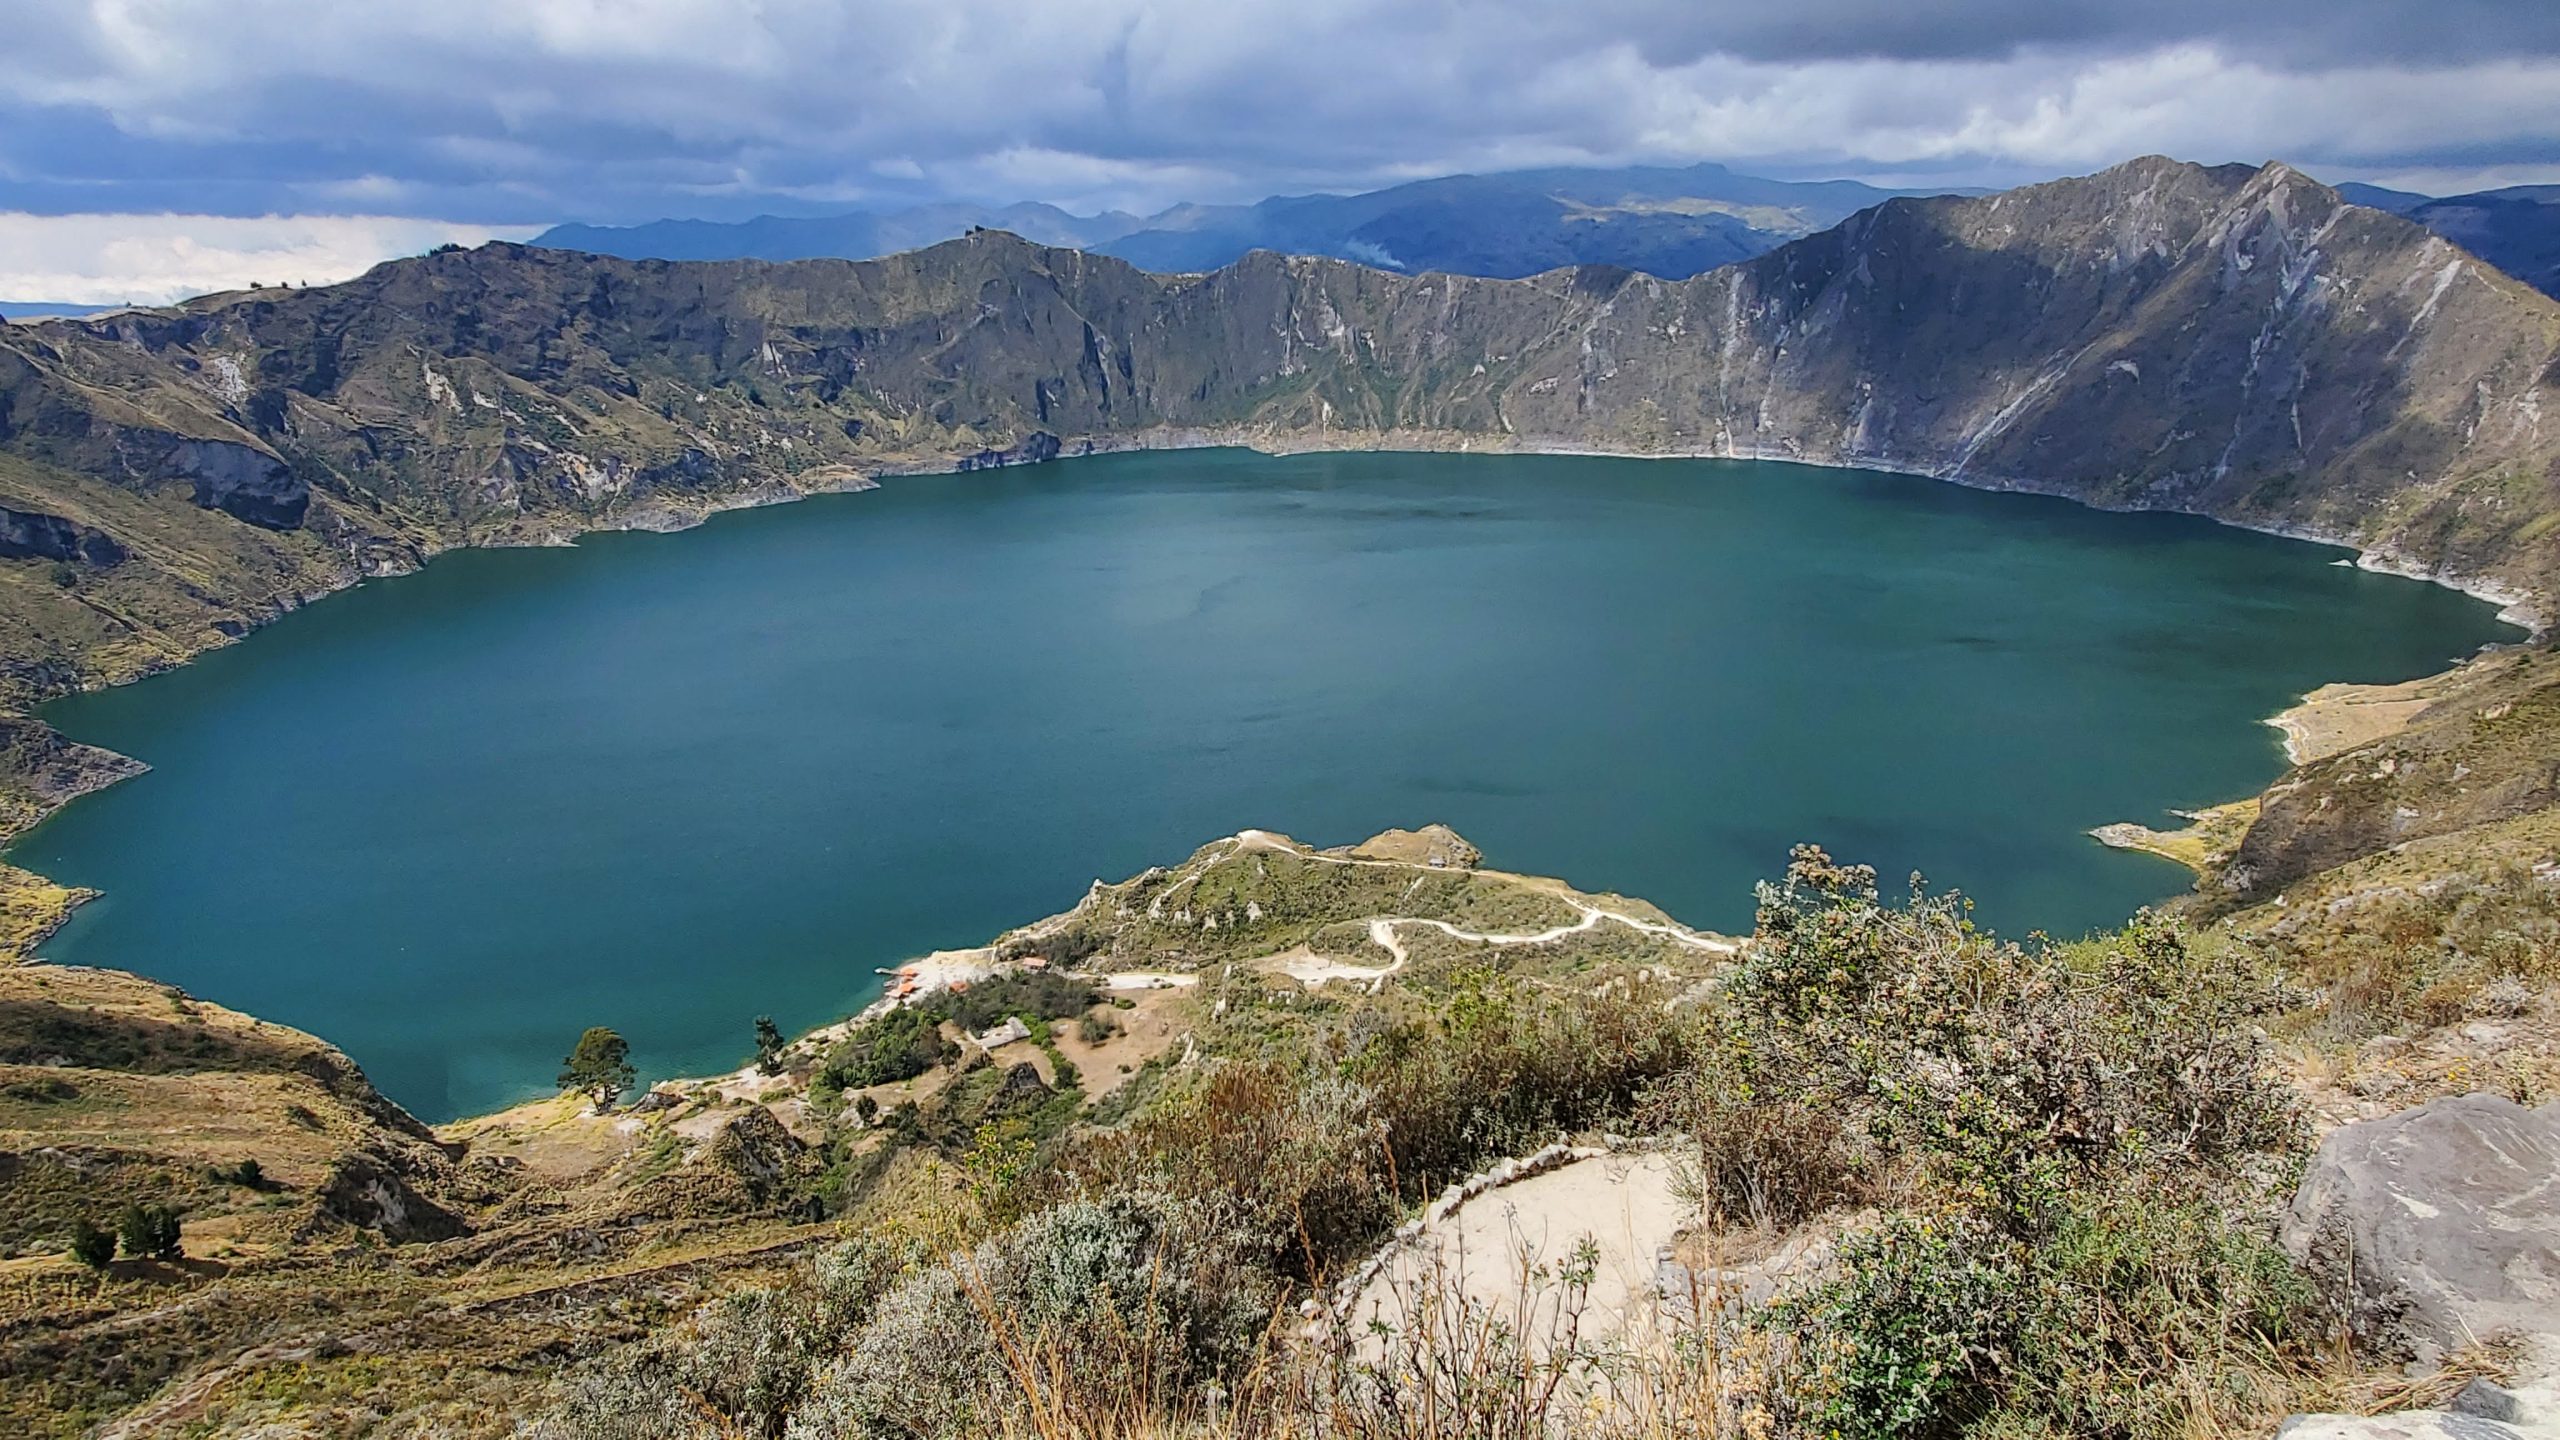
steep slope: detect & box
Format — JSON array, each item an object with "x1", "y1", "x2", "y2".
[
  {"x1": 0, "y1": 961, "x2": 850, "y2": 1439},
  {"x1": 2320, "y1": 181, "x2": 2560, "y2": 299},
  {"x1": 14, "y1": 158, "x2": 2559, "y2": 639}
]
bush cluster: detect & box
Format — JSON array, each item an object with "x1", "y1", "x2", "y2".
[
  {"x1": 529, "y1": 846, "x2": 2335, "y2": 1440},
  {"x1": 1663, "y1": 847, "x2": 2316, "y2": 1440},
  {"x1": 524, "y1": 1236, "x2": 911, "y2": 1440},
  {"x1": 527, "y1": 1199, "x2": 1262, "y2": 1440},
  {"x1": 790, "y1": 1193, "x2": 1269, "y2": 1440},
  {"x1": 817, "y1": 1008, "x2": 953, "y2": 1091},
  {"x1": 932, "y1": 971, "x2": 1098, "y2": 1035},
  {"x1": 816, "y1": 974, "x2": 1101, "y2": 1095},
  {"x1": 1065, "y1": 968, "x2": 1693, "y2": 1277},
  {"x1": 116, "y1": 1203, "x2": 183, "y2": 1261}
]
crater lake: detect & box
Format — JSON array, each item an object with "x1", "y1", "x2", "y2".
[{"x1": 13, "y1": 450, "x2": 2524, "y2": 1119}]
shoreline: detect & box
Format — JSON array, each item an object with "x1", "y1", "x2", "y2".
[
  {"x1": 5, "y1": 427, "x2": 2539, "y2": 961},
  {"x1": 1038, "y1": 423, "x2": 2550, "y2": 634},
  {"x1": 439, "y1": 828, "x2": 1719, "y2": 1133}
]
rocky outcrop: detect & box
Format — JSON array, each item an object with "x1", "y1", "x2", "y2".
[
  {"x1": 0, "y1": 715, "x2": 146, "y2": 828},
  {"x1": 700, "y1": 1103, "x2": 809, "y2": 1210},
  {"x1": 0, "y1": 505, "x2": 124, "y2": 565},
  {"x1": 2283, "y1": 1094, "x2": 2560, "y2": 1363},
  {"x1": 314, "y1": 1145, "x2": 471, "y2": 1243},
  {"x1": 168, "y1": 437, "x2": 305, "y2": 529},
  {"x1": 1347, "y1": 824, "x2": 1483, "y2": 870},
  {"x1": 954, "y1": 430, "x2": 1064, "y2": 471}
]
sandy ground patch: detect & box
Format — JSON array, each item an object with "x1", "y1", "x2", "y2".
[
  {"x1": 1053, "y1": 985, "x2": 1195, "y2": 1097},
  {"x1": 2267, "y1": 657, "x2": 2516, "y2": 764},
  {"x1": 1344, "y1": 1150, "x2": 1693, "y2": 1356}
]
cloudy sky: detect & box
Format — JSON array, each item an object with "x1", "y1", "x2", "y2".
[{"x1": 6, "y1": 0, "x2": 2559, "y2": 303}]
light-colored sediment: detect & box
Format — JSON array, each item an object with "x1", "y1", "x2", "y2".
[
  {"x1": 1338, "y1": 1148, "x2": 1693, "y2": 1358},
  {"x1": 2090, "y1": 645, "x2": 2532, "y2": 876},
  {"x1": 2091, "y1": 799, "x2": 2262, "y2": 876},
  {"x1": 2266, "y1": 653, "x2": 2524, "y2": 765}
]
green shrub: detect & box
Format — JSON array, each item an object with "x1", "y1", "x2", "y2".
[
  {"x1": 1773, "y1": 1191, "x2": 2316, "y2": 1440},
  {"x1": 1063, "y1": 975, "x2": 1692, "y2": 1278},
  {"x1": 558, "y1": 1026, "x2": 635, "y2": 1108},
  {"x1": 524, "y1": 1235, "x2": 912, "y2": 1440},
  {"x1": 212, "y1": 1158, "x2": 266, "y2": 1189},
  {"x1": 997, "y1": 925, "x2": 1106, "y2": 967},
  {"x1": 116, "y1": 1202, "x2": 181, "y2": 1260},
  {"x1": 1699, "y1": 847, "x2": 2317, "y2": 1440},
  {"x1": 789, "y1": 1193, "x2": 1266, "y2": 1440},
  {"x1": 819, "y1": 1008, "x2": 952, "y2": 1090},
  {"x1": 928, "y1": 972, "x2": 1098, "y2": 1033},
  {"x1": 66, "y1": 1218, "x2": 114, "y2": 1269}
]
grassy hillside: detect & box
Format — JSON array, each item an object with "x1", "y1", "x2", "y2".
[
  {"x1": 0, "y1": 828, "x2": 1738, "y2": 1435},
  {"x1": 3, "y1": 799, "x2": 2547, "y2": 1436}
]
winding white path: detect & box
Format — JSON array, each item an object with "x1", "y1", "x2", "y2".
[
  {"x1": 1231, "y1": 830, "x2": 1736, "y2": 993},
  {"x1": 1232, "y1": 830, "x2": 1737, "y2": 955}
]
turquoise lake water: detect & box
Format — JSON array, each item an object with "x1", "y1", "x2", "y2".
[{"x1": 14, "y1": 450, "x2": 2523, "y2": 1120}]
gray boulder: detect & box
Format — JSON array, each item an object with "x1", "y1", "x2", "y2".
[{"x1": 2282, "y1": 1094, "x2": 2560, "y2": 1363}]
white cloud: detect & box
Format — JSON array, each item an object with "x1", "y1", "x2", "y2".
[
  {"x1": 0, "y1": 213, "x2": 541, "y2": 305},
  {"x1": 0, "y1": 1, "x2": 2556, "y2": 229}
]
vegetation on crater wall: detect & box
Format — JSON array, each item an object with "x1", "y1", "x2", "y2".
[{"x1": 509, "y1": 846, "x2": 2335, "y2": 1440}]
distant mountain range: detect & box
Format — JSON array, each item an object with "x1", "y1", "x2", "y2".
[
  {"x1": 534, "y1": 163, "x2": 1956, "y2": 281},
  {"x1": 2337, "y1": 183, "x2": 2560, "y2": 296},
  {"x1": 0, "y1": 302, "x2": 122, "y2": 321},
  {"x1": 537, "y1": 166, "x2": 2560, "y2": 298}
]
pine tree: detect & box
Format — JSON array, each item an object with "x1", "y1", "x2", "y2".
[
  {"x1": 116, "y1": 1202, "x2": 182, "y2": 1260},
  {"x1": 754, "y1": 1015, "x2": 786, "y2": 1075},
  {"x1": 67, "y1": 1218, "x2": 115, "y2": 1269},
  {"x1": 558, "y1": 1026, "x2": 635, "y2": 1109}
]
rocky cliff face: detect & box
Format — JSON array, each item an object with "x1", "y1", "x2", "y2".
[{"x1": 3, "y1": 159, "x2": 2555, "y2": 705}]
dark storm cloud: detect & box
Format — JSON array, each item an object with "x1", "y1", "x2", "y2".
[{"x1": 3, "y1": 0, "x2": 2558, "y2": 300}]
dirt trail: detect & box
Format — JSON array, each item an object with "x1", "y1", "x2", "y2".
[{"x1": 1231, "y1": 830, "x2": 1739, "y2": 958}]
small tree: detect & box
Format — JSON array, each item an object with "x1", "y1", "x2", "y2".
[
  {"x1": 117, "y1": 1202, "x2": 181, "y2": 1260},
  {"x1": 754, "y1": 1015, "x2": 786, "y2": 1076},
  {"x1": 67, "y1": 1218, "x2": 115, "y2": 1269},
  {"x1": 559, "y1": 1026, "x2": 635, "y2": 1109}
]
